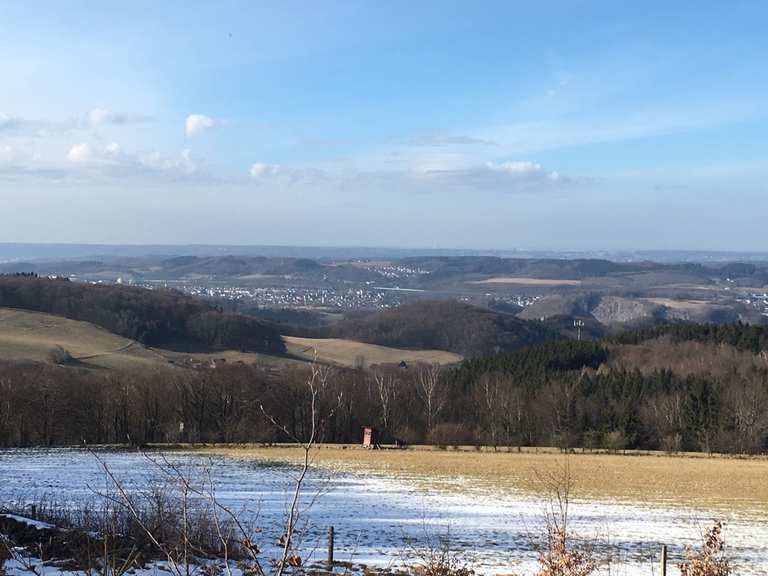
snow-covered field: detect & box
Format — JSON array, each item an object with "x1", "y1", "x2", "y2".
[{"x1": 1, "y1": 449, "x2": 767, "y2": 575}]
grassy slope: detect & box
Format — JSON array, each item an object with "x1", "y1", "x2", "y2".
[
  {"x1": 0, "y1": 307, "x2": 458, "y2": 370},
  {"x1": 284, "y1": 335, "x2": 462, "y2": 366},
  {"x1": 0, "y1": 308, "x2": 169, "y2": 370}
]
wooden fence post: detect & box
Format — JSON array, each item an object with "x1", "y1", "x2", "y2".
[
  {"x1": 327, "y1": 526, "x2": 335, "y2": 566},
  {"x1": 660, "y1": 544, "x2": 668, "y2": 576}
]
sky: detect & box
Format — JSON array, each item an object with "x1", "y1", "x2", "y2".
[{"x1": 1, "y1": 1, "x2": 767, "y2": 251}]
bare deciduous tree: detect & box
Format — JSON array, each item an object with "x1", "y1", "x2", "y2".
[
  {"x1": 373, "y1": 371, "x2": 397, "y2": 433},
  {"x1": 417, "y1": 363, "x2": 444, "y2": 437},
  {"x1": 260, "y1": 361, "x2": 342, "y2": 576}
]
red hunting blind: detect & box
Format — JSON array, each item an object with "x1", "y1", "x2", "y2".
[{"x1": 362, "y1": 426, "x2": 380, "y2": 449}]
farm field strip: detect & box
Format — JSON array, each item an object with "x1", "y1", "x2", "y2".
[
  {"x1": 284, "y1": 336, "x2": 463, "y2": 366},
  {"x1": 200, "y1": 446, "x2": 768, "y2": 511},
  {"x1": 2, "y1": 448, "x2": 767, "y2": 576},
  {"x1": 468, "y1": 276, "x2": 583, "y2": 286}
]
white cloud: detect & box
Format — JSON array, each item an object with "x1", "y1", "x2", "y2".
[
  {"x1": 249, "y1": 162, "x2": 281, "y2": 178},
  {"x1": 486, "y1": 161, "x2": 556, "y2": 179},
  {"x1": 66, "y1": 141, "x2": 124, "y2": 164},
  {"x1": 247, "y1": 162, "x2": 330, "y2": 186},
  {"x1": 185, "y1": 114, "x2": 222, "y2": 138},
  {"x1": 0, "y1": 144, "x2": 43, "y2": 174},
  {"x1": 66, "y1": 142, "x2": 93, "y2": 163},
  {"x1": 58, "y1": 141, "x2": 202, "y2": 180}
]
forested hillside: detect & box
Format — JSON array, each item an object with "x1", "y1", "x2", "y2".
[
  {"x1": 1, "y1": 325, "x2": 767, "y2": 453},
  {"x1": 324, "y1": 300, "x2": 560, "y2": 356},
  {"x1": 0, "y1": 275, "x2": 285, "y2": 353},
  {"x1": 442, "y1": 326, "x2": 768, "y2": 453},
  {"x1": 613, "y1": 322, "x2": 768, "y2": 353},
  {"x1": 0, "y1": 276, "x2": 766, "y2": 455}
]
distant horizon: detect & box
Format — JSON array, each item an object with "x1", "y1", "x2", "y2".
[{"x1": 2, "y1": 240, "x2": 768, "y2": 263}]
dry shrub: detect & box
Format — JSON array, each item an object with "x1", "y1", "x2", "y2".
[
  {"x1": 679, "y1": 521, "x2": 731, "y2": 576},
  {"x1": 413, "y1": 541, "x2": 474, "y2": 576},
  {"x1": 47, "y1": 345, "x2": 73, "y2": 365},
  {"x1": 533, "y1": 461, "x2": 597, "y2": 576},
  {"x1": 1, "y1": 485, "x2": 250, "y2": 574},
  {"x1": 0, "y1": 539, "x2": 9, "y2": 576},
  {"x1": 535, "y1": 526, "x2": 595, "y2": 576},
  {"x1": 603, "y1": 430, "x2": 627, "y2": 452},
  {"x1": 661, "y1": 433, "x2": 683, "y2": 453}
]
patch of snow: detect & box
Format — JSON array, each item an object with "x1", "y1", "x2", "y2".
[
  {"x1": 0, "y1": 513, "x2": 55, "y2": 530},
  {"x1": 1, "y1": 449, "x2": 766, "y2": 576}
]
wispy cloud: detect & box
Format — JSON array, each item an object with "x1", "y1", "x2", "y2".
[
  {"x1": 0, "y1": 114, "x2": 20, "y2": 131},
  {"x1": 86, "y1": 108, "x2": 154, "y2": 127},
  {"x1": 1, "y1": 140, "x2": 206, "y2": 183},
  {"x1": 404, "y1": 134, "x2": 498, "y2": 147},
  {"x1": 417, "y1": 160, "x2": 565, "y2": 191},
  {"x1": 248, "y1": 161, "x2": 328, "y2": 185},
  {"x1": 243, "y1": 156, "x2": 567, "y2": 195},
  {"x1": 486, "y1": 160, "x2": 561, "y2": 181},
  {"x1": 0, "y1": 109, "x2": 154, "y2": 137},
  {"x1": 0, "y1": 113, "x2": 44, "y2": 134}
]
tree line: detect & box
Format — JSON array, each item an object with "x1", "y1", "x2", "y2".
[
  {"x1": 1, "y1": 327, "x2": 767, "y2": 453},
  {"x1": 612, "y1": 322, "x2": 768, "y2": 354}
]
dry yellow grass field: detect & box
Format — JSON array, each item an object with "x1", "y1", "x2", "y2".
[
  {"x1": 470, "y1": 276, "x2": 582, "y2": 286},
  {"x1": 0, "y1": 307, "x2": 302, "y2": 370},
  {"x1": 0, "y1": 308, "x2": 169, "y2": 370},
  {"x1": 641, "y1": 297, "x2": 711, "y2": 310},
  {"x1": 284, "y1": 336, "x2": 462, "y2": 366},
  {"x1": 0, "y1": 308, "x2": 461, "y2": 371},
  {"x1": 199, "y1": 445, "x2": 768, "y2": 512}
]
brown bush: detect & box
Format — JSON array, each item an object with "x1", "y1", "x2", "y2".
[{"x1": 679, "y1": 521, "x2": 731, "y2": 576}]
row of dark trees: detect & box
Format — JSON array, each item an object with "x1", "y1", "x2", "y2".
[
  {"x1": 613, "y1": 322, "x2": 768, "y2": 354},
  {"x1": 1, "y1": 335, "x2": 767, "y2": 453}
]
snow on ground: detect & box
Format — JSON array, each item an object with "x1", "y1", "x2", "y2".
[
  {"x1": 0, "y1": 513, "x2": 55, "y2": 530},
  {"x1": 1, "y1": 448, "x2": 767, "y2": 575}
]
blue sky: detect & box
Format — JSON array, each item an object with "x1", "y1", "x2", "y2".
[{"x1": 1, "y1": 1, "x2": 767, "y2": 250}]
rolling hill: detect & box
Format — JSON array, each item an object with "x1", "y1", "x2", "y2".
[
  {"x1": 323, "y1": 300, "x2": 560, "y2": 357},
  {"x1": 0, "y1": 307, "x2": 460, "y2": 371},
  {"x1": 0, "y1": 275, "x2": 285, "y2": 354},
  {"x1": 0, "y1": 308, "x2": 172, "y2": 371}
]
